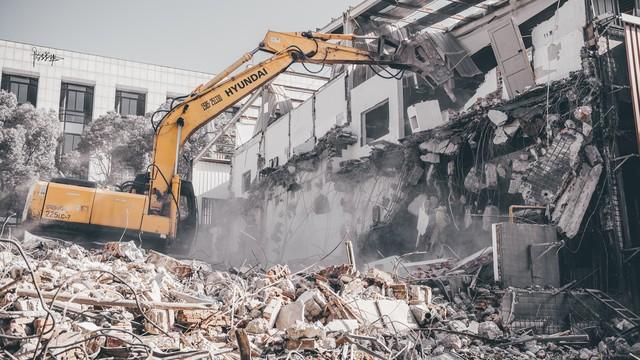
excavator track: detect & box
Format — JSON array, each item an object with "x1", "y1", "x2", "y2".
[{"x1": 22, "y1": 221, "x2": 186, "y2": 255}]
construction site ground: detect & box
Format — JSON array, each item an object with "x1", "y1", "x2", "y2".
[{"x1": 1, "y1": 232, "x2": 639, "y2": 359}]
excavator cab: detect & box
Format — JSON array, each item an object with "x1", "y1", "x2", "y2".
[{"x1": 128, "y1": 172, "x2": 197, "y2": 251}]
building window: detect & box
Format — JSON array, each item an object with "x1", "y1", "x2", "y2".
[
  {"x1": 241, "y1": 170, "x2": 252, "y2": 193},
  {"x1": 361, "y1": 100, "x2": 390, "y2": 145},
  {"x1": 115, "y1": 90, "x2": 145, "y2": 116},
  {"x1": 200, "y1": 197, "x2": 225, "y2": 225},
  {"x1": 1, "y1": 73, "x2": 38, "y2": 105},
  {"x1": 60, "y1": 83, "x2": 94, "y2": 125},
  {"x1": 63, "y1": 133, "x2": 82, "y2": 154}
]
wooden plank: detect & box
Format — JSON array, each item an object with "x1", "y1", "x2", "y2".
[{"x1": 16, "y1": 289, "x2": 217, "y2": 311}]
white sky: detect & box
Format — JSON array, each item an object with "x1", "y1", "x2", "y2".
[{"x1": 0, "y1": 0, "x2": 356, "y2": 73}]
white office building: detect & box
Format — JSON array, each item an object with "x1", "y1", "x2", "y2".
[{"x1": 0, "y1": 38, "x2": 328, "y2": 206}]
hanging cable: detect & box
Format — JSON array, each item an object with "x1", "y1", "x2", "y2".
[
  {"x1": 150, "y1": 109, "x2": 168, "y2": 132},
  {"x1": 151, "y1": 95, "x2": 189, "y2": 132},
  {"x1": 367, "y1": 63, "x2": 405, "y2": 80},
  {"x1": 146, "y1": 163, "x2": 181, "y2": 222}
]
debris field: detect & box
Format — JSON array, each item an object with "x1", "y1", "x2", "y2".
[{"x1": 1, "y1": 233, "x2": 638, "y2": 359}]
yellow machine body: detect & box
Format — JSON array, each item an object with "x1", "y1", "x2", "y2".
[{"x1": 24, "y1": 181, "x2": 172, "y2": 238}]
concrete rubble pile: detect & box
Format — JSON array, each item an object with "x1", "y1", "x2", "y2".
[{"x1": 1, "y1": 233, "x2": 638, "y2": 359}]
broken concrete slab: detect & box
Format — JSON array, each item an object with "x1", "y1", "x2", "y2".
[
  {"x1": 519, "y1": 129, "x2": 585, "y2": 204},
  {"x1": 556, "y1": 164, "x2": 602, "y2": 238},
  {"x1": 286, "y1": 321, "x2": 326, "y2": 340},
  {"x1": 276, "y1": 300, "x2": 305, "y2": 330},
  {"x1": 478, "y1": 321, "x2": 503, "y2": 339},
  {"x1": 325, "y1": 319, "x2": 359, "y2": 333},
  {"x1": 488, "y1": 110, "x2": 508, "y2": 126},
  {"x1": 262, "y1": 298, "x2": 282, "y2": 328},
  {"x1": 298, "y1": 289, "x2": 327, "y2": 319},
  {"x1": 353, "y1": 299, "x2": 420, "y2": 330}
]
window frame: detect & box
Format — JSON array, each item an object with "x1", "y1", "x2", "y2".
[
  {"x1": 62, "y1": 133, "x2": 82, "y2": 154},
  {"x1": 59, "y1": 82, "x2": 94, "y2": 125},
  {"x1": 115, "y1": 89, "x2": 146, "y2": 116},
  {"x1": 1, "y1": 73, "x2": 39, "y2": 105},
  {"x1": 361, "y1": 99, "x2": 391, "y2": 146}
]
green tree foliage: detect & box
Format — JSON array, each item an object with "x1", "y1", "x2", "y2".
[
  {"x1": 62, "y1": 111, "x2": 210, "y2": 186},
  {"x1": 68, "y1": 112, "x2": 154, "y2": 185},
  {"x1": 0, "y1": 90, "x2": 61, "y2": 214}
]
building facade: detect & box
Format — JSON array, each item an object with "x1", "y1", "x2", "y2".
[{"x1": 0, "y1": 39, "x2": 216, "y2": 156}]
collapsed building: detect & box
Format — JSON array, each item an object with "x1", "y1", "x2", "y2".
[
  {"x1": 4, "y1": 1, "x2": 640, "y2": 358},
  {"x1": 190, "y1": 0, "x2": 640, "y2": 318}
]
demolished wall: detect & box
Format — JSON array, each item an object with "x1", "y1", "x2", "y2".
[
  {"x1": 531, "y1": 0, "x2": 587, "y2": 84},
  {"x1": 215, "y1": 63, "x2": 607, "y2": 277},
  {"x1": 210, "y1": 128, "x2": 420, "y2": 266}
]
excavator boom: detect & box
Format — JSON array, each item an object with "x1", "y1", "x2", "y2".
[{"x1": 23, "y1": 30, "x2": 423, "y2": 247}]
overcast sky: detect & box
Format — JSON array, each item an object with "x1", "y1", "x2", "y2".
[{"x1": 0, "y1": 0, "x2": 355, "y2": 73}]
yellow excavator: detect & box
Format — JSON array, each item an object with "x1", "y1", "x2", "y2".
[{"x1": 21, "y1": 30, "x2": 427, "y2": 250}]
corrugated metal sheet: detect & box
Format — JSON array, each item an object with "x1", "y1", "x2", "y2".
[
  {"x1": 323, "y1": 0, "x2": 502, "y2": 33},
  {"x1": 623, "y1": 13, "x2": 640, "y2": 153},
  {"x1": 192, "y1": 161, "x2": 231, "y2": 198}
]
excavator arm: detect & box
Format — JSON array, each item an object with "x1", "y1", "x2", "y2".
[
  {"x1": 148, "y1": 31, "x2": 411, "y2": 229},
  {"x1": 21, "y1": 30, "x2": 431, "y2": 245}
]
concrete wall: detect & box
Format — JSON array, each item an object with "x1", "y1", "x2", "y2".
[
  {"x1": 314, "y1": 74, "x2": 347, "y2": 138},
  {"x1": 222, "y1": 155, "x2": 404, "y2": 265},
  {"x1": 236, "y1": 121, "x2": 257, "y2": 146},
  {"x1": 231, "y1": 136, "x2": 261, "y2": 197},
  {"x1": 531, "y1": 0, "x2": 586, "y2": 84},
  {"x1": 231, "y1": 73, "x2": 405, "y2": 195},
  {"x1": 345, "y1": 75, "x2": 404, "y2": 159},
  {"x1": 290, "y1": 99, "x2": 315, "y2": 153},
  {"x1": 264, "y1": 114, "x2": 290, "y2": 165}
]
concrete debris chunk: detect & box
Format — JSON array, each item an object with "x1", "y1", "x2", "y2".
[
  {"x1": 275, "y1": 300, "x2": 305, "y2": 330},
  {"x1": 285, "y1": 320, "x2": 326, "y2": 340},
  {"x1": 325, "y1": 319, "x2": 359, "y2": 332},
  {"x1": 487, "y1": 109, "x2": 508, "y2": 126},
  {"x1": 146, "y1": 250, "x2": 194, "y2": 278},
  {"x1": 478, "y1": 321, "x2": 503, "y2": 340},
  {"x1": 493, "y1": 127, "x2": 509, "y2": 144},
  {"x1": 420, "y1": 152, "x2": 440, "y2": 163},
  {"x1": 103, "y1": 241, "x2": 145, "y2": 261},
  {"x1": 246, "y1": 317, "x2": 269, "y2": 334},
  {"x1": 297, "y1": 289, "x2": 327, "y2": 319},
  {"x1": 262, "y1": 298, "x2": 282, "y2": 328},
  {"x1": 365, "y1": 267, "x2": 394, "y2": 286}
]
